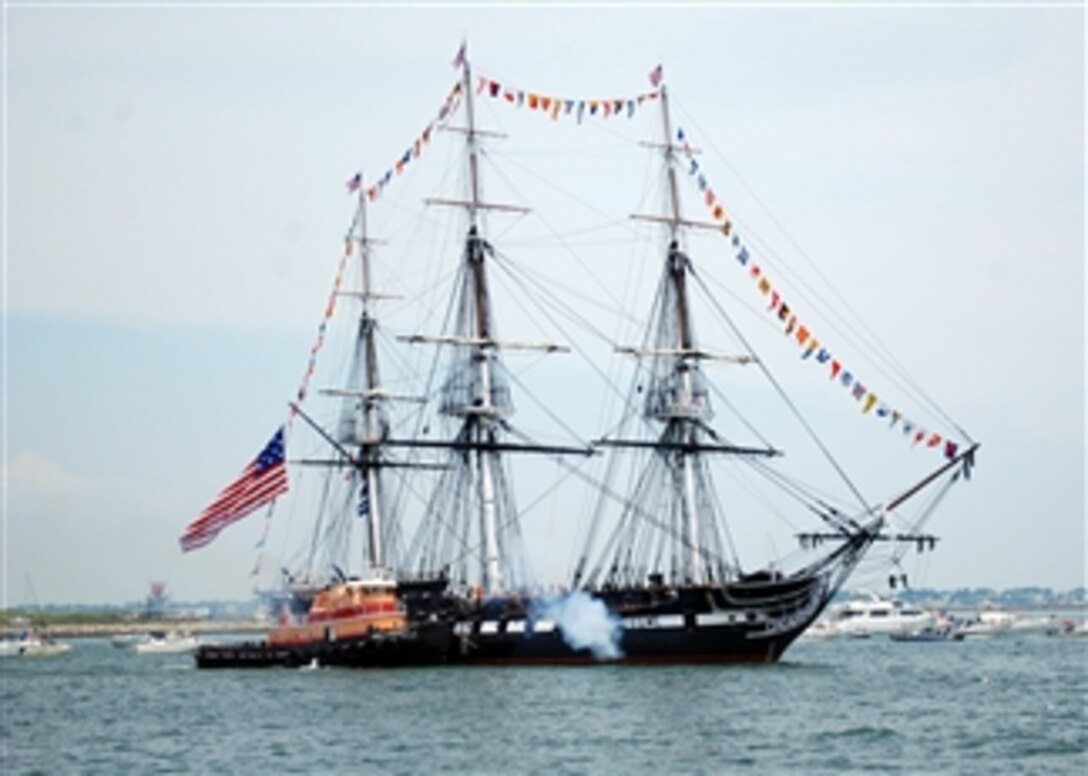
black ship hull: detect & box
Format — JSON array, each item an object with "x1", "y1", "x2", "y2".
[
  {"x1": 442, "y1": 573, "x2": 826, "y2": 665},
  {"x1": 194, "y1": 620, "x2": 798, "y2": 669},
  {"x1": 196, "y1": 569, "x2": 833, "y2": 669},
  {"x1": 445, "y1": 622, "x2": 799, "y2": 665}
]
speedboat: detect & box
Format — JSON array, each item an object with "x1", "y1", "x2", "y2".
[
  {"x1": 800, "y1": 620, "x2": 840, "y2": 639},
  {"x1": 0, "y1": 634, "x2": 23, "y2": 657},
  {"x1": 890, "y1": 625, "x2": 964, "y2": 642},
  {"x1": 828, "y1": 593, "x2": 934, "y2": 637},
  {"x1": 1, "y1": 630, "x2": 72, "y2": 657},
  {"x1": 134, "y1": 630, "x2": 199, "y2": 654},
  {"x1": 954, "y1": 610, "x2": 1013, "y2": 638},
  {"x1": 1046, "y1": 618, "x2": 1088, "y2": 638},
  {"x1": 110, "y1": 633, "x2": 143, "y2": 649},
  {"x1": 1008, "y1": 614, "x2": 1055, "y2": 634}
]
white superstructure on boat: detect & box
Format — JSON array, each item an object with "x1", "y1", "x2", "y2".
[{"x1": 828, "y1": 593, "x2": 934, "y2": 636}]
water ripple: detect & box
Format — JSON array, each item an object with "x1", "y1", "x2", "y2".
[{"x1": 0, "y1": 635, "x2": 1085, "y2": 774}]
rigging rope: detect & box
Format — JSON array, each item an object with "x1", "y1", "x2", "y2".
[
  {"x1": 687, "y1": 266, "x2": 872, "y2": 513},
  {"x1": 674, "y1": 100, "x2": 972, "y2": 444}
]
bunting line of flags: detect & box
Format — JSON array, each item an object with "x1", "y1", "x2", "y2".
[
  {"x1": 344, "y1": 80, "x2": 464, "y2": 202},
  {"x1": 473, "y1": 71, "x2": 660, "y2": 123},
  {"x1": 188, "y1": 64, "x2": 962, "y2": 563},
  {"x1": 675, "y1": 126, "x2": 958, "y2": 461},
  {"x1": 236, "y1": 239, "x2": 355, "y2": 567},
  {"x1": 290, "y1": 241, "x2": 353, "y2": 417},
  {"x1": 238, "y1": 227, "x2": 357, "y2": 566}
]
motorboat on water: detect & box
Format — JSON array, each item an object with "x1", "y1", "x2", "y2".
[
  {"x1": 890, "y1": 625, "x2": 964, "y2": 642},
  {"x1": 110, "y1": 633, "x2": 143, "y2": 649},
  {"x1": 0, "y1": 630, "x2": 72, "y2": 658},
  {"x1": 953, "y1": 610, "x2": 1013, "y2": 638},
  {"x1": 0, "y1": 635, "x2": 21, "y2": 657},
  {"x1": 1008, "y1": 615, "x2": 1057, "y2": 634},
  {"x1": 827, "y1": 593, "x2": 934, "y2": 637},
  {"x1": 977, "y1": 608, "x2": 1060, "y2": 635},
  {"x1": 800, "y1": 620, "x2": 840, "y2": 639},
  {"x1": 134, "y1": 630, "x2": 199, "y2": 654},
  {"x1": 1046, "y1": 618, "x2": 1088, "y2": 638}
]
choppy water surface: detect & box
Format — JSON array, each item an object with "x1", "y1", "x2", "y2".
[{"x1": 2, "y1": 633, "x2": 1085, "y2": 773}]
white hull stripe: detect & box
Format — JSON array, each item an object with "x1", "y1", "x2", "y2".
[
  {"x1": 454, "y1": 619, "x2": 557, "y2": 636},
  {"x1": 622, "y1": 614, "x2": 684, "y2": 629},
  {"x1": 454, "y1": 614, "x2": 763, "y2": 636}
]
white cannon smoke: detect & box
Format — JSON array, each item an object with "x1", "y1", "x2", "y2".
[{"x1": 536, "y1": 591, "x2": 624, "y2": 661}]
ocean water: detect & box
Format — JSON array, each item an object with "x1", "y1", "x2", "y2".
[{"x1": 2, "y1": 633, "x2": 1085, "y2": 774}]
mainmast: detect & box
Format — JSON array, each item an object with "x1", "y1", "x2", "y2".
[
  {"x1": 582, "y1": 76, "x2": 775, "y2": 591},
  {"x1": 396, "y1": 46, "x2": 591, "y2": 595},
  {"x1": 355, "y1": 188, "x2": 386, "y2": 570}
]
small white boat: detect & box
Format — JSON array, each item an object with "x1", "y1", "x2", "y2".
[
  {"x1": 1008, "y1": 614, "x2": 1057, "y2": 634},
  {"x1": 954, "y1": 610, "x2": 1013, "y2": 638},
  {"x1": 21, "y1": 638, "x2": 73, "y2": 657},
  {"x1": 800, "y1": 620, "x2": 839, "y2": 639},
  {"x1": 1046, "y1": 618, "x2": 1088, "y2": 638},
  {"x1": 1, "y1": 630, "x2": 72, "y2": 657},
  {"x1": 890, "y1": 625, "x2": 964, "y2": 642},
  {"x1": 134, "y1": 631, "x2": 199, "y2": 654},
  {"x1": 110, "y1": 633, "x2": 143, "y2": 649}
]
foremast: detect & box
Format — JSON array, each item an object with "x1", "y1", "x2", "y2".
[
  {"x1": 592, "y1": 83, "x2": 765, "y2": 587},
  {"x1": 657, "y1": 84, "x2": 704, "y2": 584},
  {"x1": 646, "y1": 87, "x2": 976, "y2": 594}
]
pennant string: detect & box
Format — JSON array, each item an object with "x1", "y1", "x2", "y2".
[
  {"x1": 348, "y1": 80, "x2": 464, "y2": 204},
  {"x1": 336, "y1": 71, "x2": 955, "y2": 462},
  {"x1": 287, "y1": 240, "x2": 352, "y2": 429},
  {"x1": 472, "y1": 71, "x2": 659, "y2": 123},
  {"x1": 675, "y1": 125, "x2": 956, "y2": 460}
]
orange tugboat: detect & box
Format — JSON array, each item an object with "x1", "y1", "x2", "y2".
[
  {"x1": 197, "y1": 571, "x2": 451, "y2": 668},
  {"x1": 267, "y1": 573, "x2": 405, "y2": 648}
]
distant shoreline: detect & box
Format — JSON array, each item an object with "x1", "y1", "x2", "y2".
[
  {"x1": 1, "y1": 618, "x2": 267, "y2": 639},
  {"x1": 4, "y1": 602, "x2": 1085, "y2": 639}
]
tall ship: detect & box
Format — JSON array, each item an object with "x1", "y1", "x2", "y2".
[{"x1": 186, "y1": 48, "x2": 978, "y2": 668}]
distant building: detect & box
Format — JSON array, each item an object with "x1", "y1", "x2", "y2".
[{"x1": 145, "y1": 582, "x2": 169, "y2": 619}]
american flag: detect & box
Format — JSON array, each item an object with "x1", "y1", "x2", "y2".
[
  {"x1": 180, "y1": 427, "x2": 289, "y2": 553},
  {"x1": 649, "y1": 64, "x2": 664, "y2": 88}
]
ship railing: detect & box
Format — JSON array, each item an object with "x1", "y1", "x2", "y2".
[
  {"x1": 342, "y1": 566, "x2": 398, "y2": 586},
  {"x1": 721, "y1": 576, "x2": 826, "y2": 611}
]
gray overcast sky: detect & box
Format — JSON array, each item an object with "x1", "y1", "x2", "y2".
[{"x1": 3, "y1": 2, "x2": 1084, "y2": 605}]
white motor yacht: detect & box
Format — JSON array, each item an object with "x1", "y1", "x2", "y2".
[{"x1": 828, "y1": 593, "x2": 934, "y2": 637}]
